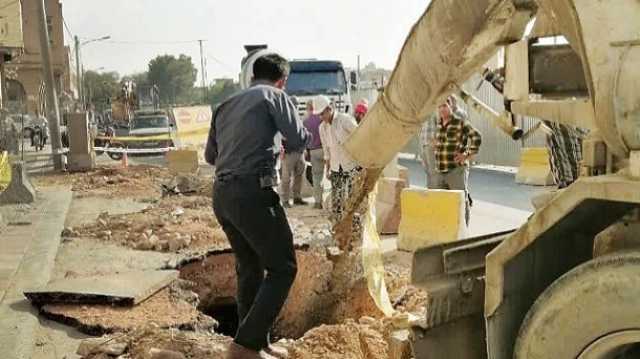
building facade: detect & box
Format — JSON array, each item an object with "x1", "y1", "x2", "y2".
[{"x1": 5, "y1": 0, "x2": 76, "y2": 114}]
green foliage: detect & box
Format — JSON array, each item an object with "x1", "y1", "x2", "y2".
[
  {"x1": 83, "y1": 70, "x2": 120, "y2": 111},
  {"x1": 206, "y1": 79, "x2": 240, "y2": 107},
  {"x1": 147, "y1": 54, "x2": 197, "y2": 105}
]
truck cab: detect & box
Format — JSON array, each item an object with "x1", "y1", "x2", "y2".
[
  {"x1": 128, "y1": 110, "x2": 175, "y2": 150},
  {"x1": 286, "y1": 60, "x2": 352, "y2": 118}
]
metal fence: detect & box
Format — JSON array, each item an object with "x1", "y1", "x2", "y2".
[{"x1": 402, "y1": 75, "x2": 547, "y2": 167}]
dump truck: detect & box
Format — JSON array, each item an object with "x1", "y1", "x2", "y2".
[
  {"x1": 340, "y1": 1, "x2": 640, "y2": 358},
  {"x1": 240, "y1": 45, "x2": 356, "y2": 117}
]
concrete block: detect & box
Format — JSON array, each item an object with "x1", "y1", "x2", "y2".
[
  {"x1": 375, "y1": 177, "x2": 408, "y2": 234},
  {"x1": 515, "y1": 147, "x2": 555, "y2": 186},
  {"x1": 398, "y1": 188, "x2": 466, "y2": 252},
  {"x1": 0, "y1": 161, "x2": 36, "y2": 204},
  {"x1": 68, "y1": 152, "x2": 96, "y2": 172},
  {"x1": 68, "y1": 112, "x2": 92, "y2": 155},
  {"x1": 166, "y1": 150, "x2": 199, "y2": 174}
]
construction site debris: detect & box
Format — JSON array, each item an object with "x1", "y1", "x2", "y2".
[
  {"x1": 34, "y1": 165, "x2": 174, "y2": 199},
  {"x1": 78, "y1": 327, "x2": 231, "y2": 359},
  {"x1": 25, "y1": 270, "x2": 179, "y2": 306},
  {"x1": 282, "y1": 318, "x2": 390, "y2": 359},
  {"x1": 0, "y1": 161, "x2": 36, "y2": 204},
  {"x1": 41, "y1": 282, "x2": 215, "y2": 336},
  {"x1": 74, "y1": 195, "x2": 226, "y2": 254}
]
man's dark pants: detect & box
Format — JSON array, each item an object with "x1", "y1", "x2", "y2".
[{"x1": 213, "y1": 176, "x2": 297, "y2": 351}]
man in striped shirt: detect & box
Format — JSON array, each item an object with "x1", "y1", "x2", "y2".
[{"x1": 431, "y1": 97, "x2": 482, "y2": 224}]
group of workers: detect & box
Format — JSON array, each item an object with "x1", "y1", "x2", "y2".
[{"x1": 204, "y1": 53, "x2": 483, "y2": 359}]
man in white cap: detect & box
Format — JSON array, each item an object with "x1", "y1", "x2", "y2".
[{"x1": 316, "y1": 95, "x2": 363, "y2": 250}]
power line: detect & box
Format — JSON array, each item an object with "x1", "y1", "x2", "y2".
[
  {"x1": 62, "y1": 16, "x2": 74, "y2": 39},
  {"x1": 206, "y1": 54, "x2": 235, "y2": 72},
  {"x1": 106, "y1": 39, "x2": 204, "y2": 45}
]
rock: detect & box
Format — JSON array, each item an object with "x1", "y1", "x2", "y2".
[
  {"x1": 77, "y1": 338, "x2": 127, "y2": 356},
  {"x1": 358, "y1": 316, "x2": 377, "y2": 326},
  {"x1": 136, "y1": 233, "x2": 159, "y2": 250},
  {"x1": 171, "y1": 207, "x2": 185, "y2": 217},
  {"x1": 97, "y1": 219, "x2": 108, "y2": 228},
  {"x1": 61, "y1": 227, "x2": 75, "y2": 237},
  {"x1": 149, "y1": 348, "x2": 186, "y2": 359},
  {"x1": 168, "y1": 233, "x2": 191, "y2": 252},
  {"x1": 100, "y1": 230, "x2": 112, "y2": 239},
  {"x1": 144, "y1": 229, "x2": 154, "y2": 237}
]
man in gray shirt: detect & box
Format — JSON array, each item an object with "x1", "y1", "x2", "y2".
[{"x1": 205, "y1": 53, "x2": 309, "y2": 359}]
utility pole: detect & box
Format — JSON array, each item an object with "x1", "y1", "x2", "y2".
[
  {"x1": 36, "y1": 0, "x2": 64, "y2": 170},
  {"x1": 74, "y1": 35, "x2": 82, "y2": 108},
  {"x1": 198, "y1": 40, "x2": 207, "y2": 103}
]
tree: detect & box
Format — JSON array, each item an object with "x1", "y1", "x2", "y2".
[
  {"x1": 207, "y1": 79, "x2": 240, "y2": 107},
  {"x1": 83, "y1": 70, "x2": 120, "y2": 112},
  {"x1": 147, "y1": 54, "x2": 197, "y2": 105}
]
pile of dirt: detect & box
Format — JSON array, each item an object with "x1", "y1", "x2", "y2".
[
  {"x1": 34, "y1": 165, "x2": 173, "y2": 199},
  {"x1": 385, "y1": 264, "x2": 428, "y2": 315},
  {"x1": 78, "y1": 327, "x2": 231, "y2": 359},
  {"x1": 282, "y1": 318, "x2": 390, "y2": 359},
  {"x1": 67, "y1": 195, "x2": 228, "y2": 254}
]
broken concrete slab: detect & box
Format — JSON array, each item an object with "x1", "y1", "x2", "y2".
[
  {"x1": 25, "y1": 270, "x2": 179, "y2": 306},
  {"x1": 41, "y1": 287, "x2": 213, "y2": 336},
  {"x1": 0, "y1": 161, "x2": 36, "y2": 204}
]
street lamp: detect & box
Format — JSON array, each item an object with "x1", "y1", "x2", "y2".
[{"x1": 74, "y1": 35, "x2": 110, "y2": 108}]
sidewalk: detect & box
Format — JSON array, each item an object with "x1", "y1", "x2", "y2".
[{"x1": 0, "y1": 187, "x2": 72, "y2": 359}]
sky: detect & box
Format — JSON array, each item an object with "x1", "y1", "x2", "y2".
[{"x1": 61, "y1": 0, "x2": 429, "y2": 82}]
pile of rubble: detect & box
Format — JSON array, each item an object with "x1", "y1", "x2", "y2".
[
  {"x1": 77, "y1": 327, "x2": 231, "y2": 359},
  {"x1": 65, "y1": 196, "x2": 227, "y2": 254},
  {"x1": 76, "y1": 315, "x2": 412, "y2": 359},
  {"x1": 34, "y1": 165, "x2": 174, "y2": 199}
]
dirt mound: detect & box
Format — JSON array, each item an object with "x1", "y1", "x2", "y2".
[
  {"x1": 34, "y1": 165, "x2": 173, "y2": 199},
  {"x1": 283, "y1": 318, "x2": 390, "y2": 359},
  {"x1": 69, "y1": 195, "x2": 227, "y2": 254},
  {"x1": 78, "y1": 327, "x2": 231, "y2": 359}
]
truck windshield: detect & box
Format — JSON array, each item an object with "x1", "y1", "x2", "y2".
[
  {"x1": 131, "y1": 116, "x2": 169, "y2": 130},
  {"x1": 286, "y1": 71, "x2": 347, "y2": 96}
]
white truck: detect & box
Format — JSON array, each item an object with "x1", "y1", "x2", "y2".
[{"x1": 240, "y1": 45, "x2": 355, "y2": 117}]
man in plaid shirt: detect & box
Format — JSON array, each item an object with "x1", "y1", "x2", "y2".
[{"x1": 431, "y1": 97, "x2": 482, "y2": 224}]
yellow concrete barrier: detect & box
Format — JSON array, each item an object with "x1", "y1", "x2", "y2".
[
  {"x1": 397, "y1": 188, "x2": 466, "y2": 252},
  {"x1": 515, "y1": 147, "x2": 555, "y2": 186},
  {"x1": 0, "y1": 151, "x2": 10, "y2": 191}
]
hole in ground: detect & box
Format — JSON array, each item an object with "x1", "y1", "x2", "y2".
[
  {"x1": 200, "y1": 296, "x2": 238, "y2": 337},
  {"x1": 180, "y1": 250, "x2": 384, "y2": 340}
]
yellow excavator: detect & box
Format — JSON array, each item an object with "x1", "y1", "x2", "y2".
[{"x1": 343, "y1": 1, "x2": 640, "y2": 358}]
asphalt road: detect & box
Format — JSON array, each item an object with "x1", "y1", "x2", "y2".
[{"x1": 399, "y1": 158, "x2": 550, "y2": 211}]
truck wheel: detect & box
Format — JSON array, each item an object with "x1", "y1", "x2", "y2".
[
  {"x1": 514, "y1": 252, "x2": 640, "y2": 359},
  {"x1": 107, "y1": 144, "x2": 124, "y2": 161}
]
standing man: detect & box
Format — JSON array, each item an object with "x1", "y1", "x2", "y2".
[
  {"x1": 431, "y1": 96, "x2": 482, "y2": 225},
  {"x1": 316, "y1": 95, "x2": 362, "y2": 250},
  {"x1": 205, "y1": 53, "x2": 310, "y2": 359},
  {"x1": 279, "y1": 138, "x2": 306, "y2": 207},
  {"x1": 303, "y1": 101, "x2": 325, "y2": 209},
  {"x1": 419, "y1": 112, "x2": 439, "y2": 187},
  {"x1": 353, "y1": 99, "x2": 369, "y2": 124}
]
